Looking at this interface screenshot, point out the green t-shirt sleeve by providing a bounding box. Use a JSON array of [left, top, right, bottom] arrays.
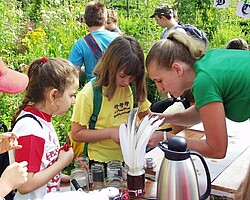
[[193, 72, 223, 109]]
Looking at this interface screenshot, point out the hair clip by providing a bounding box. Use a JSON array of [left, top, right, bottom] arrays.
[[41, 57, 47, 64], [167, 35, 174, 40]]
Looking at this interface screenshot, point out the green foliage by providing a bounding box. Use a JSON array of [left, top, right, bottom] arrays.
[[0, 92, 24, 129], [28, 0, 42, 23]]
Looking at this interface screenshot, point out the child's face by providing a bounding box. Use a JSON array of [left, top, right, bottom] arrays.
[[53, 77, 79, 116], [116, 70, 134, 88], [106, 19, 117, 31]]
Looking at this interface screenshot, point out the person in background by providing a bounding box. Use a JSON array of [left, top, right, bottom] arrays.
[[146, 30, 250, 159], [226, 38, 249, 50], [150, 4, 184, 39], [0, 58, 28, 200], [70, 36, 151, 171], [12, 58, 78, 199], [150, 4, 185, 99], [106, 9, 123, 35], [68, 1, 119, 81]]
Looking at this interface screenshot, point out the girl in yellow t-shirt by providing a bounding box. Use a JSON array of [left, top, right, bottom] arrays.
[[70, 36, 151, 171]]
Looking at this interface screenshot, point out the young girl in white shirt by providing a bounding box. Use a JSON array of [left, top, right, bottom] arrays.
[[12, 57, 79, 200]]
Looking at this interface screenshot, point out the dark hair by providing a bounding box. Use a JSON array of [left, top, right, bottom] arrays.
[[146, 30, 205, 71], [181, 89, 195, 104], [153, 4, 175, 20], [93, 36, 147, 103], [226, 38, 249, 50], [12, 58, 78, 123], [84, 1, 107, 27]]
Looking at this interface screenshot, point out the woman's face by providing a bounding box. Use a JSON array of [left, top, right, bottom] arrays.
[[115, 70, 134, 88], [147, 61, 185, 98]]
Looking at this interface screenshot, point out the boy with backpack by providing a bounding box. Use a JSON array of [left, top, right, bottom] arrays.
[[68, 1, 119, 82], [150, 4, 208, 46]]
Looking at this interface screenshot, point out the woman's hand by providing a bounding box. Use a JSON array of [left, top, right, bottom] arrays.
[[148, 131, 174, 148], [0, 132, 22, 154], [148, 131, 164, 148]]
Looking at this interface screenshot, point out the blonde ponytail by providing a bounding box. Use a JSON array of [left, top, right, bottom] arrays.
[[146, 30, 205, 71]]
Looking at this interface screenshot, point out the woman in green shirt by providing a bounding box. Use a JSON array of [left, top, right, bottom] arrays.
[[146, 30, 250, 159]]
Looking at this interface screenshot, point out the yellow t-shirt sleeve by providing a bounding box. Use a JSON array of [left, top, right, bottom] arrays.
[[71, 81, 93, 127], [139, 98, 151, 113]]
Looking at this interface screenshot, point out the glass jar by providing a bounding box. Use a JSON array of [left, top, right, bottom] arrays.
[[107, 160, 123, 178], [104, 176, 123, 188], [90, 163, 105, 190], [70, 168, 89, 192], [74, 156, 89, 171]]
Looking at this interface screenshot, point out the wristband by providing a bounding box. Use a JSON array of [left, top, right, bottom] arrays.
[[163, 131, 167, 142]]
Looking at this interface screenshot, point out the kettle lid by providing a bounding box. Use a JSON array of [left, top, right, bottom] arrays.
[[158, 136, 190, 161]]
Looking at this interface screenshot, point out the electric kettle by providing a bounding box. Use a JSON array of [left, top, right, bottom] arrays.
[[157, 136, 211, 200]]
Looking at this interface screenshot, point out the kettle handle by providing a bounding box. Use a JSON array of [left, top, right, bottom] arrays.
[[191, 152, 211, 200]]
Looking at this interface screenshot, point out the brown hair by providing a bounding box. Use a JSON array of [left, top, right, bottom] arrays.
[[146, 30, 205, 71], [93, 36, 147, 103], [226, 38, 249, 50], [12, 58, 78, 123], [84, 1, 107, 27], [107, 9, 118, 23]]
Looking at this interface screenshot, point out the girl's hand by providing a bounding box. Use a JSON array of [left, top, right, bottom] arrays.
[[0, 161, 28, 192], [57, 147, 74, 167], [0, 132, 22, 154], [109, 127, 120, 144]]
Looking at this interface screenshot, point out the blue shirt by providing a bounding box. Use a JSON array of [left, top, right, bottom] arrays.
[[68, 29, 119, 81]]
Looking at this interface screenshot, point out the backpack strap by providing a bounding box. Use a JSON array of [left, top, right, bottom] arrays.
[[130, 84, 138, 108], [84, 33, 103, 61], [0, 122, 8, 132], [83, 80, 138, 156], [89, 77, 103, 129], [11, 113, 43, 131], [83, 77, 103, 156]]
